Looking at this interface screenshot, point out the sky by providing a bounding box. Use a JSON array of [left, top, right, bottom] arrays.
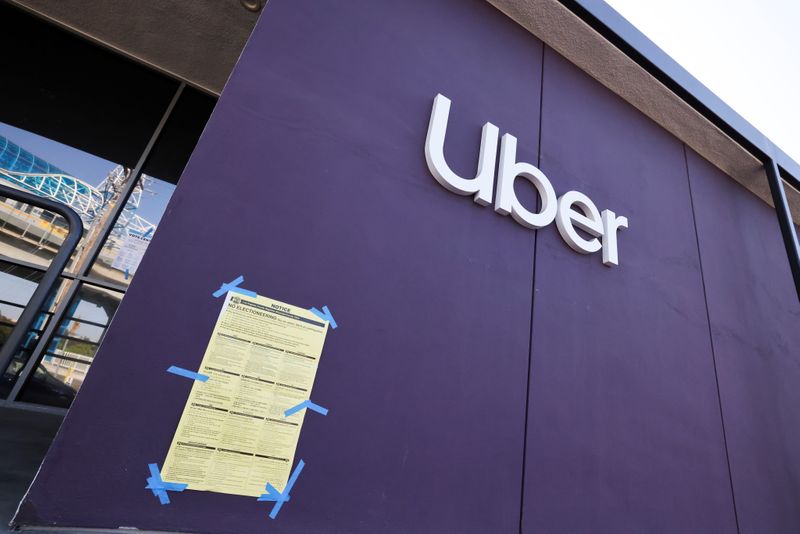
[[0, 122, 175, 225], [1, 122, 168, 331], [0, 122, 116, 185], [603, 0, 800, 164]]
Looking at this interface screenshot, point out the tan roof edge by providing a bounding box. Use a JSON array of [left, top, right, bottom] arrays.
[[487, 0, 800, 224]]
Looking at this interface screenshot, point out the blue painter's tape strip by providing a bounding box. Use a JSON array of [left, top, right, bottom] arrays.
[[148, 463, 161, 481], [146, 463, 187, 505], [306, 400, 328, 416], [283, 401, 305, 417], [212, 275, 243, 297], [257, 483, 290, 502], [146, 476, 160, 497], [286, 460, 305, 494], [146, 477, 189, 492], [258, 459, 305, 519], [272, 459, 304, 519], [321, 306, 337, 329], [167, 365, 209, 382], [284, 399, 329, 417], [212, 275, 257, 298], [309, 305, 337, 329]]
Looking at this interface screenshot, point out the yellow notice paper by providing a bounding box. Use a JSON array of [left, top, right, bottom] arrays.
[[161, 292, 329, 497]]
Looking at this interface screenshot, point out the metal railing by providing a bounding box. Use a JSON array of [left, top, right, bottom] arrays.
[[765, 158, 800, 301], [0, 183, 83, 382]]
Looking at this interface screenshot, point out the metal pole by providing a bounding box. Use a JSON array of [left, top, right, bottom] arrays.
[[75, 82, 185, 274], [764, 158, 800, 302], [0, 185, 83, 379]]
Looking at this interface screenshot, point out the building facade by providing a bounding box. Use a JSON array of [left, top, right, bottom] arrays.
[[2, 1, 799, 533]]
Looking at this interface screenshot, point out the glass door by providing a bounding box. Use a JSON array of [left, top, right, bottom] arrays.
[[0, 4, 216, 412]]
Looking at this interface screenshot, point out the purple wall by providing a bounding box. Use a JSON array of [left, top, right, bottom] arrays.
[[15, 1, 800, 533], [521, 48, 737, 533], [687, 149, 800, 532]]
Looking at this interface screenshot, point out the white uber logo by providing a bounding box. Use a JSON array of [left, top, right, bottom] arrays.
[[424, 93, 629, 267]]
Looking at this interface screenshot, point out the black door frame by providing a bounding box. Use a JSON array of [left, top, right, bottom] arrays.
[[0, 83, 184, 414]]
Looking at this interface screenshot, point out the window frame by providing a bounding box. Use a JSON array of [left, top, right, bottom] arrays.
[[0, 84, 185, 415]]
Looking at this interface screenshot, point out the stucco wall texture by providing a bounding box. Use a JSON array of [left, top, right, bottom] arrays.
[[15, 1, 800, 533]]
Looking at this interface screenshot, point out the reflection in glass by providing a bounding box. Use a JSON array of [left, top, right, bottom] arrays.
[[90, 174, 175, 286], [0, 124, 128, 272], [0, 260, 63, 399], [0, 194, 69, 269], [19, 282, 122, 407], [0, 123, 173, 286]]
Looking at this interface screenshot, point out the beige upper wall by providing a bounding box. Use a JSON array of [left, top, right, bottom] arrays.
[[9, 0, 799, 223], [487, 0, 800, 223]]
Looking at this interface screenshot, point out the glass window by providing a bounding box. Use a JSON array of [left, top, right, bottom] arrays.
[[0, 121, 126, 272], [1, 121, 179, 286], [0, 91, 212, 408], [89, 174, 176, 286], [0, 192, 69, 269], [0, 5, 214, 410], [0, 260, 64, 399], [17, 282, 123, 407]]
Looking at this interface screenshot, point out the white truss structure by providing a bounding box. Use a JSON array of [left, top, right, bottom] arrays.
[[0, 165, 157, 240]]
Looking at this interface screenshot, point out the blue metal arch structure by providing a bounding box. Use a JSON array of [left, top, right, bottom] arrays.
[[0, 134, 155, 237]]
